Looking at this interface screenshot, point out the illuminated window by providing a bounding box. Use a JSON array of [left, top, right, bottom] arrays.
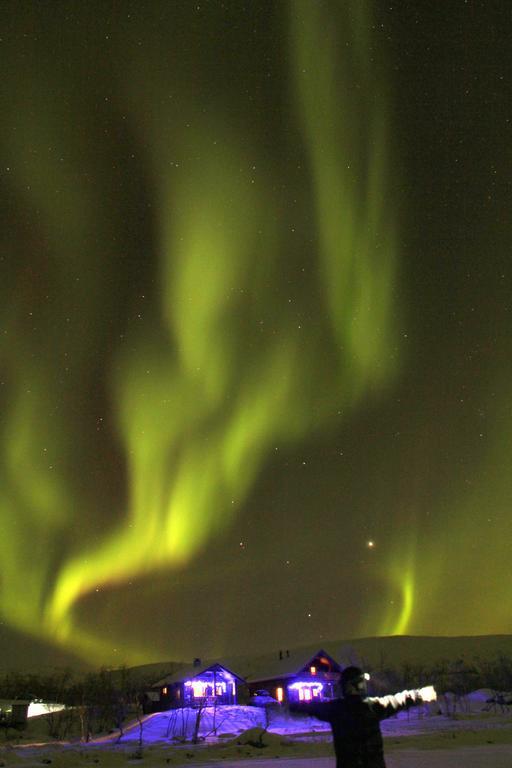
[[276, 687, 284, 702], [192, 681, 205, 697], [310, 666, 317, 675], [288, 681, 324, 701], [184, 677, 230, 699], [162, 687, 168, 695]]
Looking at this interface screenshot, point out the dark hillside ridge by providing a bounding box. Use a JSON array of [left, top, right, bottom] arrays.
[[2, 632, 512, 676]]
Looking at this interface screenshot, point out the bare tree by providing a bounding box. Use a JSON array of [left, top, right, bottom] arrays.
[[191, 697, 207, 744]]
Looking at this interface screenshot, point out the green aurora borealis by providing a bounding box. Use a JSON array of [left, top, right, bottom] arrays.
[[1, 1, 511, 667]]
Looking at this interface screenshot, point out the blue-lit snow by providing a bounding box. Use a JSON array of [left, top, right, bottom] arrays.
[[111, 705, 330, 744]]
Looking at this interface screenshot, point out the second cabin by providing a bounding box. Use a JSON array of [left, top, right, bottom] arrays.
[[244, 648, 341, 705]]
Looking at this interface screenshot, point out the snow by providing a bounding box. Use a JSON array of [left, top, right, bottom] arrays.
[[113, 706, 331, 743], [3, 696, 512, 767], [116, 706, 269, 742], [27, 701, 65, 719], [110, 699, 501, 745]]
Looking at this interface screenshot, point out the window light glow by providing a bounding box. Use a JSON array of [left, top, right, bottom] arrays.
[[288, 680, 324, 701], [192, 681, 205, 698], [184, 677, 229, 698], [276, 687, 284, 702], [310, 665, 317, 675]]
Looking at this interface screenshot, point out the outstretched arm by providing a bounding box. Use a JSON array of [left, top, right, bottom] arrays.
[[288, 699, 338, 722], [367, 685, 437, 720]]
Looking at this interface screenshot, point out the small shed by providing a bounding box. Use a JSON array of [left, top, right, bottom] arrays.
[[244, 648, 341, 705], [153, 660, 244, 710], [0, 700, 30, 728]]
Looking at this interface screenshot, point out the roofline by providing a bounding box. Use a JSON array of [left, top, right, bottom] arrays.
[[153, 662, 245, 687], [152, 647, 342, 688], [249, 648, 342, 681], [247, 673, 296, 683]]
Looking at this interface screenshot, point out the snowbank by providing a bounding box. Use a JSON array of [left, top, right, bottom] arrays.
[[115, 706, 331, 744]]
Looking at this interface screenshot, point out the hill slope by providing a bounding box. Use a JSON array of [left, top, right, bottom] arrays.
[[128, 634, 512, 684], [2, 632, 511, 678]]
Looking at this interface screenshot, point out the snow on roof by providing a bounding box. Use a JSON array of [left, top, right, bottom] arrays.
[[152, 646, 341, 688], [239, 646, 341, 683], [152, 661, 244, 688]]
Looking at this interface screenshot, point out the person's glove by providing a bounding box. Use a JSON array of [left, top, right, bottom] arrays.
[[417, 685, 436, 703]]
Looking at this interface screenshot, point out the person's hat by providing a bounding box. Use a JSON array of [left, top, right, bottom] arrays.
[[341, 666, 371, 692], [341, 666, 365, 687]]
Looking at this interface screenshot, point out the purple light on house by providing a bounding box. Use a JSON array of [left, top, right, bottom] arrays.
[[288, 681, 324, 690], [184, 676, 229, 698], [288, 680, 324, 701]]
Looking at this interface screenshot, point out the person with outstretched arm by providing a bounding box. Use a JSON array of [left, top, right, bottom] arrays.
[[289, 665, 436, 768]]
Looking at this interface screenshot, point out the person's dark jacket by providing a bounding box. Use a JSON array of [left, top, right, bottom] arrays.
[[290, 693, 416, 768]]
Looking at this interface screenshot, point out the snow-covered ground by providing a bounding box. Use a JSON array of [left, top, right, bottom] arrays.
[[110, 692, 507, 744], [27, 700, 65, 718], [113, 705, 331, 743], [2, 693, 512, 767]]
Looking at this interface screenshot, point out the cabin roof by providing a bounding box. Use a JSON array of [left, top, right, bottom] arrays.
[[153, 661, 244, 687], [152, 647, 341, 688], [239, 647, 341, 683]]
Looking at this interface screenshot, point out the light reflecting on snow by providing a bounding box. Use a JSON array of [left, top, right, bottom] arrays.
[[27, 701, 65, 719]]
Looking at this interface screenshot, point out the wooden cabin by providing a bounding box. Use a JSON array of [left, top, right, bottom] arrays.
[[0, 700, 30, 728], [244, 648, 341, 705], [152, 660, 244, 710]]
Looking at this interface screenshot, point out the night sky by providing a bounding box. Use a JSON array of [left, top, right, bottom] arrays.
[[1, 0, 511, 669]]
